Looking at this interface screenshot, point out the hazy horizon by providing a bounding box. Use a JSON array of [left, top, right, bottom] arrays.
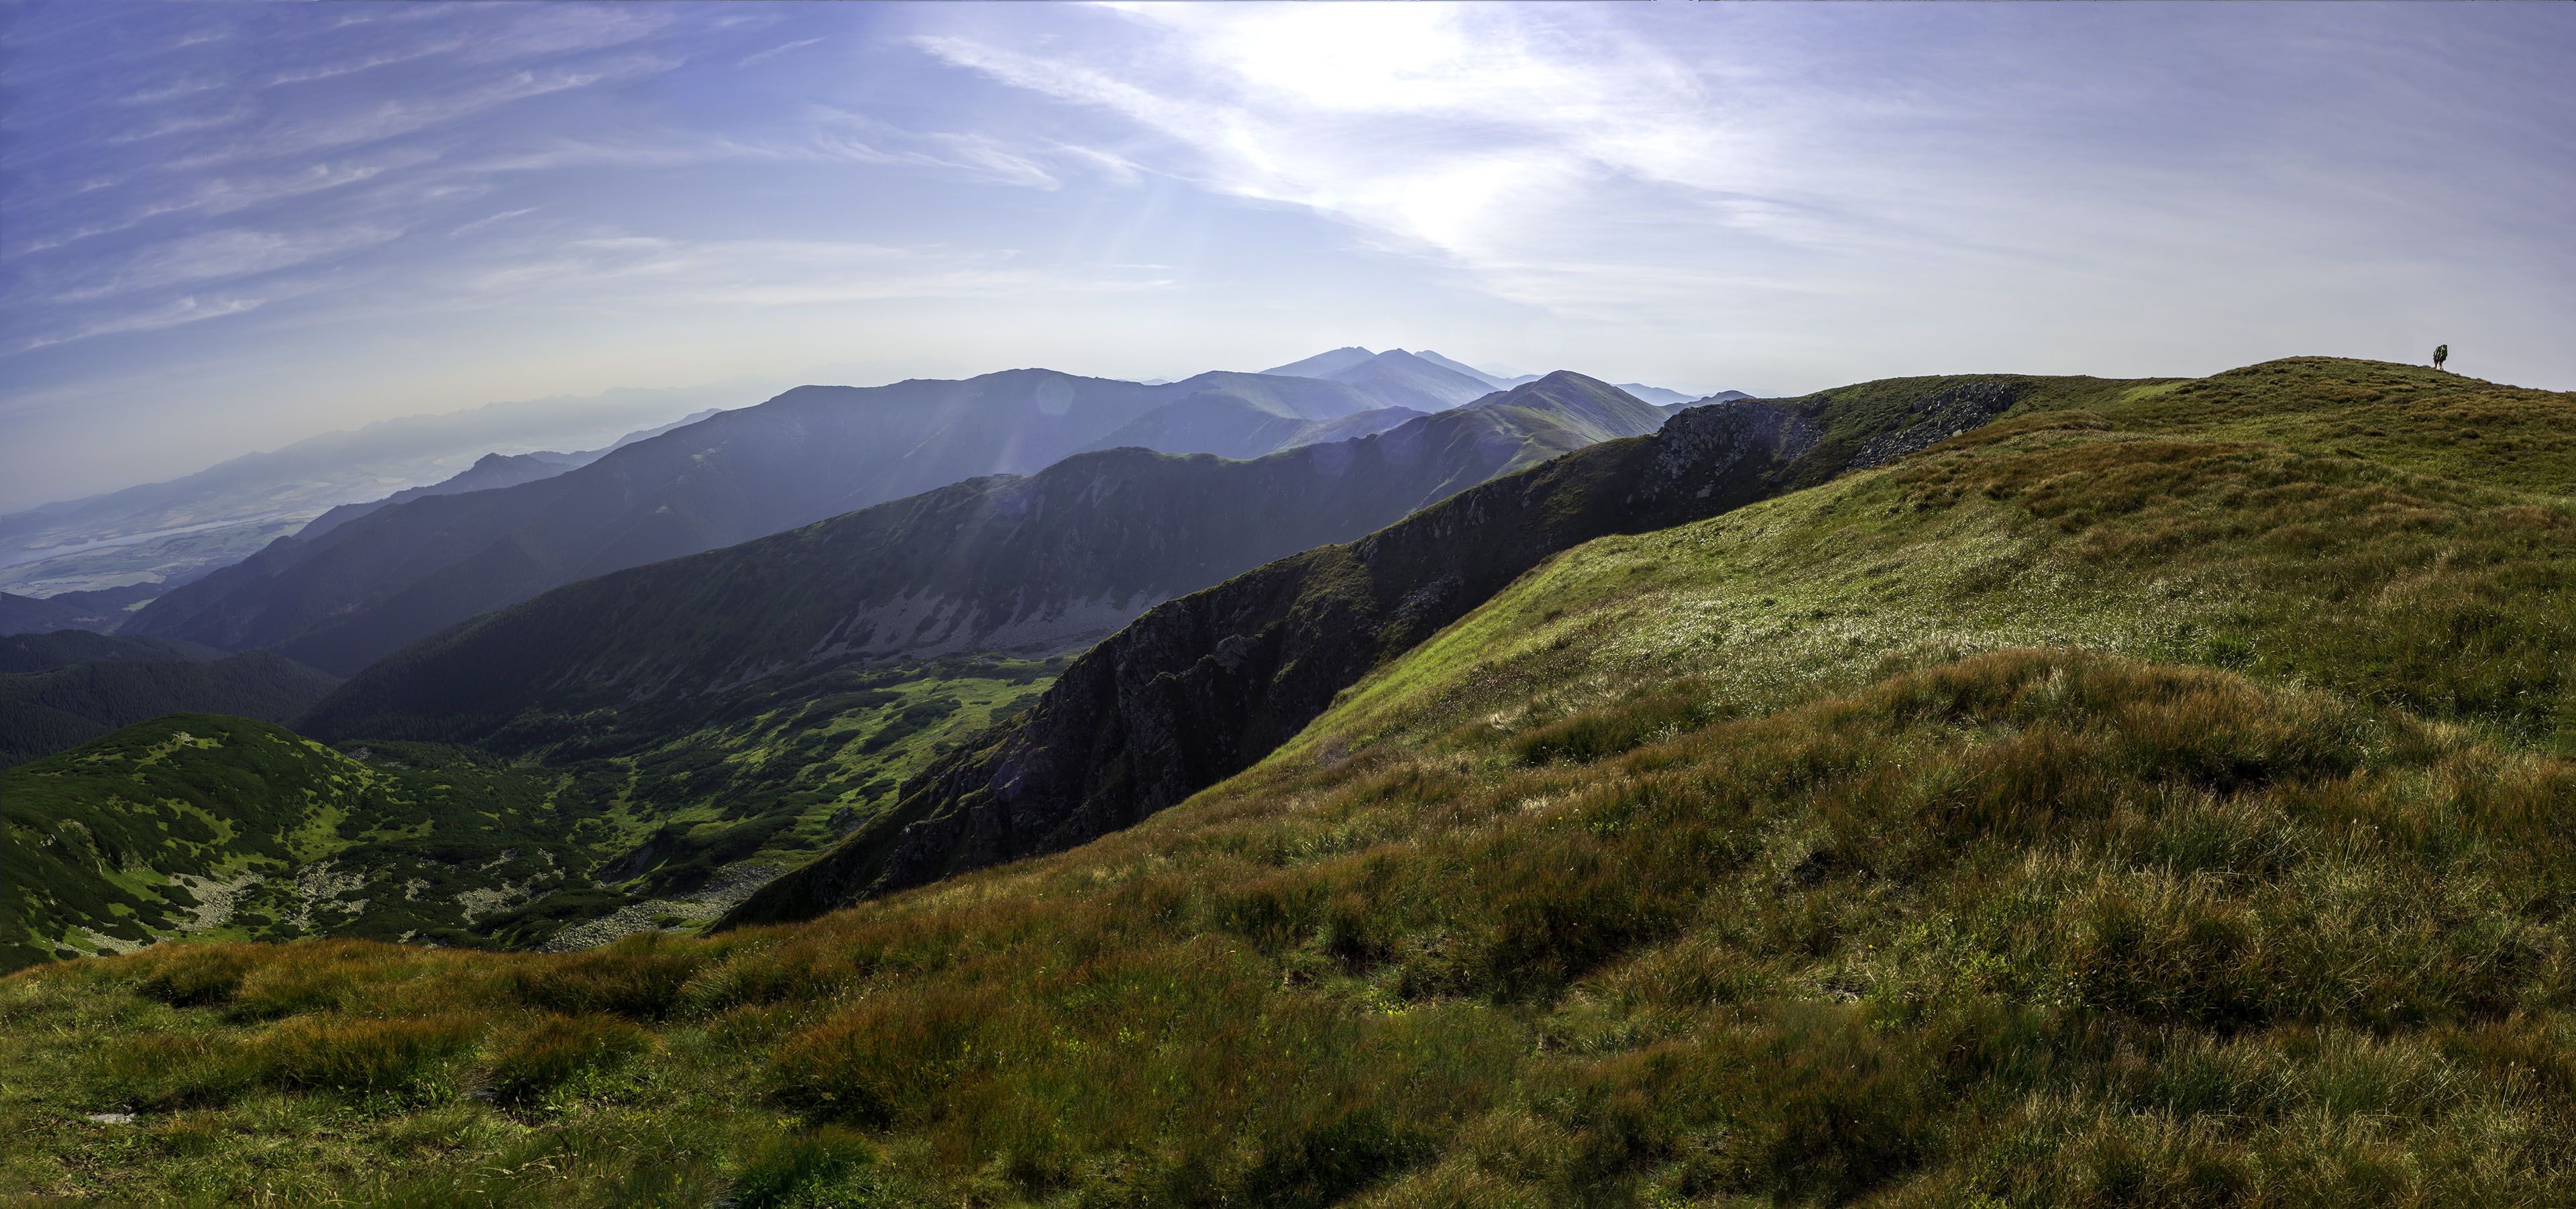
[[5, 1, 2571, 512]]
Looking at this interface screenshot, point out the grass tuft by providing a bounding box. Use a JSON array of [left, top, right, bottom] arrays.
[[488, 1013, 653, 1103]]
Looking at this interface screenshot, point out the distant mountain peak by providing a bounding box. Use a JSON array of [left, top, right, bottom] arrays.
[[1409, 350, 1513, 390], [1258, 347, 1379, 378]]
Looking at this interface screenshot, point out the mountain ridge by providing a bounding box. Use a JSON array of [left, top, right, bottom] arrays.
[[1311, 348, 1497, 411], [125, 369, 1348, 675], [298, 372, 1670, 753], [0, 630, 225, 674], [0, 651, 341, 767], [1068, 372, 1394, 460], [724, 370, 2087, 923], [0, 584, 165, 635]]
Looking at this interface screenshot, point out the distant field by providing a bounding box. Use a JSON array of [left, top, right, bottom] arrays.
[[0, 513, 321, 598]]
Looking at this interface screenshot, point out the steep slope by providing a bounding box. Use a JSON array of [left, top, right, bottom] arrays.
[[124, 370, 1261, 675], [295, 452, 584, 542], [21, 360, 2576, 1208], [0, 652, 342, 766], [729, 371, 2106, 920], [1315, 348, 1497, 411], [0, 631, 225, 674], [297, 373, 1668, 755], [731, 368, 2153, 912], [1069, 372, 1384, 460]]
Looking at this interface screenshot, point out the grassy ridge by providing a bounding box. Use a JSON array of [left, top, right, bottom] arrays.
[[9, 358, 2576, 1206]]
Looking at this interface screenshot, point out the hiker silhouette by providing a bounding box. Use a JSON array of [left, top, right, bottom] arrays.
[[2434, 344, 2449, 371]]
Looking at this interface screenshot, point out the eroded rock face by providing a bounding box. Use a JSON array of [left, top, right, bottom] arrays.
[[1844, 380, 2029, 470], [723, 384, 2027, 927]]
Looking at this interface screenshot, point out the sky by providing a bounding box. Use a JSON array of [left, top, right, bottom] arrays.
[[3, 1, 2571, 513]]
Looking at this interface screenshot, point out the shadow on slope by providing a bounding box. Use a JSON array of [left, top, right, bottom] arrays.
[[128, 370, 1378, 676], [0, 653, 340, 767], [726, 370, 2130, 923], [299, 373, 1666, 757]]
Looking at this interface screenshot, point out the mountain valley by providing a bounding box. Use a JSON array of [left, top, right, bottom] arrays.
[[10, 355, 2576, 1208]]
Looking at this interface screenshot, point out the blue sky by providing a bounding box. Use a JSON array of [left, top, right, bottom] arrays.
[[3, 1, 2571, 511]]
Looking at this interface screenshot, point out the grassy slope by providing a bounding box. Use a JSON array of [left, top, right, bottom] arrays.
[[9, 359, 2576, 1206]]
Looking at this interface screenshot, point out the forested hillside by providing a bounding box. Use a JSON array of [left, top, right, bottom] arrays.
[[0, 652, 341, 767]]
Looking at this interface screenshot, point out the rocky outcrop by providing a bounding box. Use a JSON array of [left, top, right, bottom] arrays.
[[1844, 380, 2029, 470]]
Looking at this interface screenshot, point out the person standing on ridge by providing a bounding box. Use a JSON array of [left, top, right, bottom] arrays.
[[2434, 344, 2449, 372]]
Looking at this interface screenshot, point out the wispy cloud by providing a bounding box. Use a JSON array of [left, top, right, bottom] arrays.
[[47, 223, 406, 305], [166, 58, 677, 174], [449, 207, 538, 238], [738, 36, 825, 69], [912, 3, 2576, 337], [451, 235, 1167, 309], [802, 109, 1062, 189], [913, 6, 1803, 317], [5, 282, 327, 355]]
